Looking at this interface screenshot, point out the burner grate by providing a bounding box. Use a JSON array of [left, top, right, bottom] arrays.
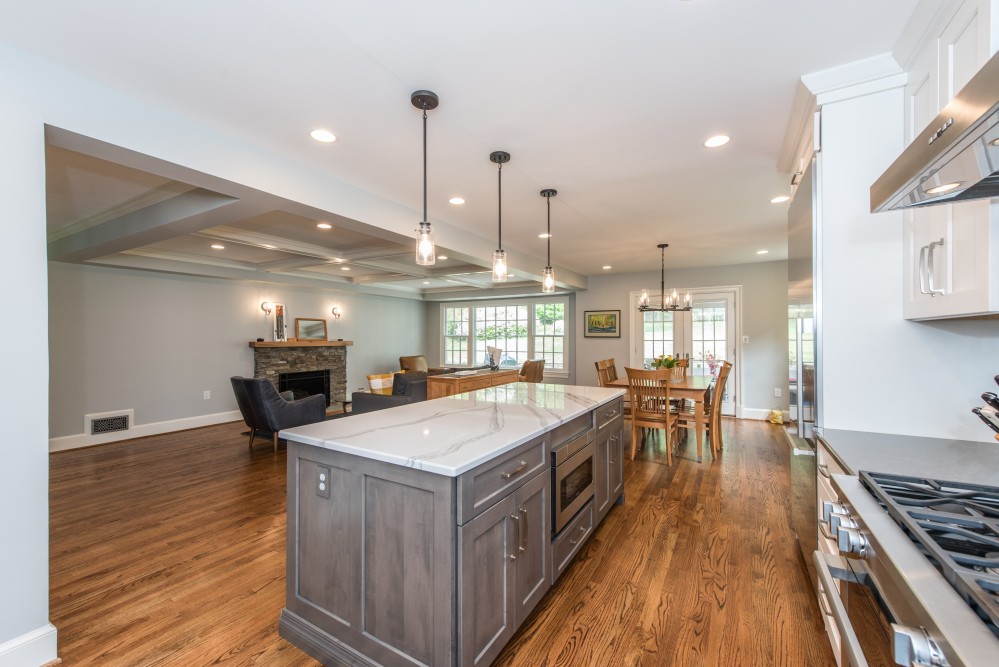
[[861, 471, 999, 638]]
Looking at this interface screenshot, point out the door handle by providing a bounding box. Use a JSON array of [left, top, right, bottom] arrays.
[[918, 244, 930, 295], [926, 238, 945, 296], [518, 506, 528, 553], [509, 512, 520, 560]]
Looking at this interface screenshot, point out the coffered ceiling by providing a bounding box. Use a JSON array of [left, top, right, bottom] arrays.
[[7, 1, 920, 298]]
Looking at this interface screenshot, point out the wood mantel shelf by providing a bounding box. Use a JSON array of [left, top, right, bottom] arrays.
[[248, 340, 353, 348]]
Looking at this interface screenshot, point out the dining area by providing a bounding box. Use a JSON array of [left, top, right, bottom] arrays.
[[595, 357, 732, 465]]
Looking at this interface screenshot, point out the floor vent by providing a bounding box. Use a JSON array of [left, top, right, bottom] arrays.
[[85, 410, 133, 436]]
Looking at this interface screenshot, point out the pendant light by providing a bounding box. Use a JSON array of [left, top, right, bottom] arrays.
[[412, 90, 439, 266], [540, 188, 557, 293], [638, 243, 692, 312], [490, 150, 511, 282]]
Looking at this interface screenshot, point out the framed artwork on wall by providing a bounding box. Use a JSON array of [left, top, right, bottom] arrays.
[[583, 310, 620, 338]]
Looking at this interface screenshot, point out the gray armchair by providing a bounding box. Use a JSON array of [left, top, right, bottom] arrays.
[[231, 376, 327, 452], [352, 371, 429, 415]]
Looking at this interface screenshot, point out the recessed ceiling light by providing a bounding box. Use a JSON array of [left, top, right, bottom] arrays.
[[602, 265, 612, 270], [770, 195, 790, 204], [704, 135, 730, 148], [310, 129, 337, 143], [260, 244, 277, 250], [210, 244, 225, 250], [423, 281, 430, 285], [317, 222, 332, 229], [923, 181, 962, 195], [538, 233, 552, 239], [991, 137, 999, 146], [438, 255, 448, 260], [341, 267, 350, 271], [757, 249, 769, 255], [448, 197, 465, 205]]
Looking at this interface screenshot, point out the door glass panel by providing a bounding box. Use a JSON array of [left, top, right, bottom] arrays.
[[691, 301, 726, 378], [642, 310, 673, 366]]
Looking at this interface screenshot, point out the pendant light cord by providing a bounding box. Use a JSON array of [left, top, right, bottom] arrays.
[[660, 245, 666, 309], [497, 162, 503, 250], [546, 194, 552, 266], [422, 107, 428, 224]]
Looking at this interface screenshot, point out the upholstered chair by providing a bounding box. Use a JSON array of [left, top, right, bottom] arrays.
[[230, 376, 327, 452]]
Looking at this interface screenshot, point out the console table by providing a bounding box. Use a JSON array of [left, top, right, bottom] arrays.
[[426, 368, 519, 399]]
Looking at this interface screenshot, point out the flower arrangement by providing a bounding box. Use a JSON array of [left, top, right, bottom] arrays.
[[650, 354, 677, 370]]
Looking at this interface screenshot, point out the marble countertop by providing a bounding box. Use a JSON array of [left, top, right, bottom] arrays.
[[281, 382, 625, 477], [816, 428, 999, 485]]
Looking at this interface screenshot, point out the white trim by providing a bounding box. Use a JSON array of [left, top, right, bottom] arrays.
[[739, 408, 772, 421], [51, 410, 242, 452], [0, 623, 57, 667], [802, 52, 904, 97]]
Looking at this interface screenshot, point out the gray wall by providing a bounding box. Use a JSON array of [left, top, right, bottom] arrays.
[[49, 262, 427, 439], [575, 261, 789, 417]]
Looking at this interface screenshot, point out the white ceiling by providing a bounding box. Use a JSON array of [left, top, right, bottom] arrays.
[[3, 0, 919, 295]]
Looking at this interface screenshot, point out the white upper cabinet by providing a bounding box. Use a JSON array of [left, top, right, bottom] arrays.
[[901, 0, 999, 320]]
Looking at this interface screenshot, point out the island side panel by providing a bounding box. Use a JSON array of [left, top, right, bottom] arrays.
[[282, 441, 456, 667]]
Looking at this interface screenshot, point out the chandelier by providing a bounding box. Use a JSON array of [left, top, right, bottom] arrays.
[[638, 243, 691, 312]]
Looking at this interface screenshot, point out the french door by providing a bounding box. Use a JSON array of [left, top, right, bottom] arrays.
[[631, 290, 737, 415]]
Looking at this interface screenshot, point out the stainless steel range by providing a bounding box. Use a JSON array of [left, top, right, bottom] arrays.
[[819, 472, 999, 667]]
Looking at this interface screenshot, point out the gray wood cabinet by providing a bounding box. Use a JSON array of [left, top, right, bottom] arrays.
[[594, 401, 624, 524], [280, 398, 620, 666], [458, 469, 549, 666]]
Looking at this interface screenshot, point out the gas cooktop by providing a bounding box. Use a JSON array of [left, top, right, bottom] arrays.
[[860, 471, 999, 639]]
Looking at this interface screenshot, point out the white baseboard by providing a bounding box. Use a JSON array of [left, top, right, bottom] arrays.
[[50, 410, 242, 452], [0, 623, 57, 667], [738, 407, 773, 420]]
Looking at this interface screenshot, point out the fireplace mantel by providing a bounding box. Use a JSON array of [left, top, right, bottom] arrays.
[[248, 340, 353, 348]]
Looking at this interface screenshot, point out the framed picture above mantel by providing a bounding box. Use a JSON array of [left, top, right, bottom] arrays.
[[584, 310, 620, 338]]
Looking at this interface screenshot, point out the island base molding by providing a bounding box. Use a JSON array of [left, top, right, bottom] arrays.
[[279, 610, 382, 667]]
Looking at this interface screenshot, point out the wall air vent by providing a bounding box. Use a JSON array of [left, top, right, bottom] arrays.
[[85, 410, 134, 436]]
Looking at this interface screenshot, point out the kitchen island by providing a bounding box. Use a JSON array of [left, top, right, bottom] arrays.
[[278, 382, 626, 667]]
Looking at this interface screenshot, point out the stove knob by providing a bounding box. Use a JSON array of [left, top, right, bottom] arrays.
[[837, 526, 869, 558], [822, 501, 847, 522], [829, 512, 858, 536], [892, 624, 949, 666]]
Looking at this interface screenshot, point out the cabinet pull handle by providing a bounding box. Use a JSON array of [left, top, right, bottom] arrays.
[[817, 585, 834, 618], [927, 238, 945, 296], [819, 521, 838, 541], [569, 524, 587, 545], [509, 512, 520, 560], [818, 463, 830, 479], [609, 434, 618, 463], [918, 245, 930, 295], [518, 506, 528, 553], [500, 460, 529, 479]]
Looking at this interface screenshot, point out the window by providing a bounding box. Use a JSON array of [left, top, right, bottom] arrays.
[[533, 302, 565, 371], [440, 298, 568, 372], [443, 306, 470, 366], [642, 310, 674, 366]]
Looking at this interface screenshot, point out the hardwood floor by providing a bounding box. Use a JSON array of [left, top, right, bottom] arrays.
[[50, 418, 833, 666]]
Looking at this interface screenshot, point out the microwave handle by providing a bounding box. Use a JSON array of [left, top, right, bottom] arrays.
[[813, 551, 870, 667]]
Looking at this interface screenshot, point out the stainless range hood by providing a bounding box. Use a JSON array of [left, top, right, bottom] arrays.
[[871, 50, 999, 213]]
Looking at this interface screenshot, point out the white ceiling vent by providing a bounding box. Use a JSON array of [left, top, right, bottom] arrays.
[[85, 409, 134, 436]]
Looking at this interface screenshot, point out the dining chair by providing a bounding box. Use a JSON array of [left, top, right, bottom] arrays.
[[596, 358, 633, 420], [674, 360, 732, 459], [518, 359, 545, 383], [624, 367, 679, 465]]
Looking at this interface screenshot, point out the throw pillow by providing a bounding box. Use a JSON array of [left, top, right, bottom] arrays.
[[367, 372, 397, 395]]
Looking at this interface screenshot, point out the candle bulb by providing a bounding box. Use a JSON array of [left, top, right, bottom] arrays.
[[640, 289, 649, 308]]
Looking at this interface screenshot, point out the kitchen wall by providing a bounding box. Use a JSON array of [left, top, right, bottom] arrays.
[[575, 261, 790, 419], [48, 262, 427, 444]]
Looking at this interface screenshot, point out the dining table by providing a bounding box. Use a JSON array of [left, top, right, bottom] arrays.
[[609, 373, 715, 462]]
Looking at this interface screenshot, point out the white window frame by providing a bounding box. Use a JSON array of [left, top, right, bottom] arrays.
[[439, 296, 571, 379]]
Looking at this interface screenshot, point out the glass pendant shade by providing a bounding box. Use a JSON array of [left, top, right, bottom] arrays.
[[492, 249, 508, 282], [639, 289, 650, 308], [542, 267, 555, 293], [415, 222, 435, 265]]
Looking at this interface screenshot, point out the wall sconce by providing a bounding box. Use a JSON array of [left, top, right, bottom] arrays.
[[331, 307, 342, 320], [261, 302, 273, 316]]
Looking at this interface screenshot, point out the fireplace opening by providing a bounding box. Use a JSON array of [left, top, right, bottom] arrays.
[[278, 369, 331, 407]]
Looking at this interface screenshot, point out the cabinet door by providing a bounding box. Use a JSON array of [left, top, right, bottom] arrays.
[[511, 471, 551, 625], [593, 428, 610, 521], [937, 1, 988, 106], [459, 495, 516, 667], [609, 427, 624, 501]]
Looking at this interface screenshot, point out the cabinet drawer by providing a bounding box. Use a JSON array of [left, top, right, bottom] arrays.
[[551, 500, 594, 582], [457, 434, 548, 525], [596, 398, 624, 431]]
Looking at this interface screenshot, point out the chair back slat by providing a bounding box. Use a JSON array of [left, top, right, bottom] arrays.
[[671, 358, 688, 380], [624, 367, 671, 424]]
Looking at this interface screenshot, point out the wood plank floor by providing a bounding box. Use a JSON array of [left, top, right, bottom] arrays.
[[50, 418, 833, 666]]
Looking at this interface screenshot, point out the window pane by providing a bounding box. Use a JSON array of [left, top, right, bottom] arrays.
[[533, 301, 565, 371]]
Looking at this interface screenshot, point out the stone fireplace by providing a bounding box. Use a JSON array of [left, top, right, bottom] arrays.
[[250, 341, 352, 405]]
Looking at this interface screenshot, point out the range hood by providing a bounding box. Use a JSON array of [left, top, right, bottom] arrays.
[[871, 49, 999, 213]]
